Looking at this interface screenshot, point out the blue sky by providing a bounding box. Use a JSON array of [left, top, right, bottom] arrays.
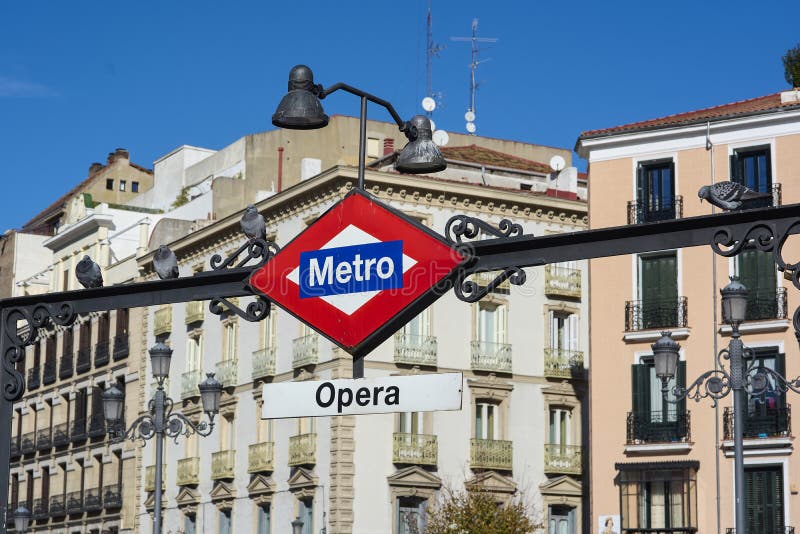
[[0, 0, 796, 231]]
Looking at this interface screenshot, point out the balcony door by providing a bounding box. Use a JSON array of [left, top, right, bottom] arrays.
[[745, 348, 787, 437], [639, 253, 678, 330], [402, 308, 430, 338], [550, 312, 578, 352], [548, 505, 575, 534], [745, 465, 784, 533], [732, 146, 772, 193], [632, 359, 686, 442], [636, 160, 675, 222], [738, 248, 778, 320]]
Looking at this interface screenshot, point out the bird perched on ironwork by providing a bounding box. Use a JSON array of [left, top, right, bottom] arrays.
[[698, 181, 771, 211], [153, 245, 179, 280], [75, 255, 103, 288], [240, 204, 266, 240]]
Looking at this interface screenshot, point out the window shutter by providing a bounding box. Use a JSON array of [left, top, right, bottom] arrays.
[[677, 360, 687, 417], [632, 364, 651, 416], [636, 164, 646, 205], [730, 153, 742, 183], [568, 314, 579, 352], [667, 161, 676, 205]]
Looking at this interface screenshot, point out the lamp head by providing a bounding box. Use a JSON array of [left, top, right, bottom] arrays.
[[721, 276, 749, 326], [102, 384, 125, 424], [198, 372, 223, 417], [396, 115, 447, 174], [651, 331, 680, 383], [13, 505, 31, 532], [149, 341, 173, 382], [272, 65, 329, 130], [292, 517, 305, 534]]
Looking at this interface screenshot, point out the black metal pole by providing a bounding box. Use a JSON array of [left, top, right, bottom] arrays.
[[729, 329, 747, 534], [357, 96, 367, 191], [0, 318, 11, 534], [153, 387, 165, 534]]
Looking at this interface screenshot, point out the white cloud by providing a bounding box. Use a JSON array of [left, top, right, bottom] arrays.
[[0, 76, 57, 97]]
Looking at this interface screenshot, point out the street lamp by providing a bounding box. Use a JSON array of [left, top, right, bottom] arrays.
[[11, 506, 30, 533], [273, 64, 446, 190], [291, 517, 304, 534], [102, 343, 222, 534]]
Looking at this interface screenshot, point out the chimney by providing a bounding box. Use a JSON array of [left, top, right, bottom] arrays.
[[106, 152, 115, 165], [114, 148, 130, 160], [383, 138, 395, 156], [88, 163, 104, 175]]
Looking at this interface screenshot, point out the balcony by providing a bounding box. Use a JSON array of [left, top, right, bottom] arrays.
[[393, 433, 438, 466], [66, 490, 83, 514], [544, 348, 584, 379], [177, 457, 200, 485], [723, 405, 791, 440], [544, 444, 582, 475], [43, 360, 56, 385], [544, 265, 582, 299], [76, 347, 92, 373], [84, 487, 102, 512], [726, 528, 794, 534], [393, 333, 438, 367], [289, 433, 317, 467], [153, 307, 172, 336], [87, 413, 106, 438], [745, 287, 788, 321], [145, 465, 166, 492], [10, 437, 20, 459], [248, 442, 275, 473], [32, 497, 47, 520], [211, 450, 236, 480], [626, 410, 691, 444], [27, 366, 40, 390], [181, 369, 203, 399], [625, 297, 688, 332], [216, 359, 238, 388], [252, 347, 277, 380], [470, 341, 512, 373], [53, 422, 69, 447], [470, 438, 513, 471], [71, 418, 87, 442], [59, 352, 73, 379], [113, 334, 129, 360], [293, 333, 319, 368], [103, 484, 122, 509], [36, 428, 51, 451], [185, 301, 205, 324], [49, 494, 65, 517], [20, 432, 35, 454], [627, 195, 683, 224], [474, 271, 511, 291], [94, 341, 110, 367]]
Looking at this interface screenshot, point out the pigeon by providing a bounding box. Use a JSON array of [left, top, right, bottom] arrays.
[[698, 181, 772, 211], [153, 245, 179, 280], [240, 204, 266, 240], [75, 255, 103, 288]]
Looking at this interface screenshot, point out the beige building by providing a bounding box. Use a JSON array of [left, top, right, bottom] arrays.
[[577, 89, 800, 533]]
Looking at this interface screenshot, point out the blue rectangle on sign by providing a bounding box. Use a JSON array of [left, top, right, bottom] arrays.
[[299, 240, 404, 298]]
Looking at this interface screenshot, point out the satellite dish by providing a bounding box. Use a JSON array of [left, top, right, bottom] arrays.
[[433, 129, 450, 147], [549, 155, 566, 172], [422, 97, 436, 112], [464, 110, 476, 122], [429, 119, 436, 132], [465, 122, 476, 134]]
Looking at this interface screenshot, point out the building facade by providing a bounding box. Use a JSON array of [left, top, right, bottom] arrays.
[[577, 89, 800, 534]]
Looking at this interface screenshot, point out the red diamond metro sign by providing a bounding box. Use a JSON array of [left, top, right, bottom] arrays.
[[249, 189, 467, 356]]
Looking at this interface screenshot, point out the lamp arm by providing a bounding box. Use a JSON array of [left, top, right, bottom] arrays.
[[164, 412, 215, 442], [320, 83, 409, 135], [663, 368, 732, 407], [747, 365, 800, 397], [110, 413, 157, 445]]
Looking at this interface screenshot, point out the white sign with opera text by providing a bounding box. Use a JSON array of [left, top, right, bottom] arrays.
[[261, 373, 463, 419]]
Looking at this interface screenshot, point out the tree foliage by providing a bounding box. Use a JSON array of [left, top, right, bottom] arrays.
[[418, 488, 540, 534], [783, 44, 800, 88]]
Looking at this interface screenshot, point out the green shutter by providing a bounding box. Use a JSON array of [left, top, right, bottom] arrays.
[[730, 153, 742, 183], [641, 253, 678, 328], [677, 360, 687, 417], [632, 364, 651, 417]]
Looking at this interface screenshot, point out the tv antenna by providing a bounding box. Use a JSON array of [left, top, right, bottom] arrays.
[[422, 0, 445, 117], [451, 18, 498, 134]]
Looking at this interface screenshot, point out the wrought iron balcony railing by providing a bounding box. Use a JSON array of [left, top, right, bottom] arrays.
[[627, 195, 683, 224], [470, 438, 513, 471], [32, 497, 47, 519], [20, 432, 35, 454], [76, 347, 92, 373], [185, 301, 205, 324], [211, 450, 236, 480], [289, 433, 317, 467], [145, 465, 166, 492], [625, 297, 688, 331], [252, 347, 276, 380], [470, 340, 512, 373], [745, 287, 788, 321], [113, 334, 129, 360], [154, 307, 172, 336], [59, 351, 73, 379], [544, 265, 582, 299], [181, 369, 203, 399], [49, 494, 65, 517], [726, 528, 794, 534], [27, 366, 40, 390], [10, 437, 20, 459], [66, 490, 83, 514], [36, 428, 51, 451], [103, 484, 122, 509], [84, 487, 102, 512], [53, 422, 69, 447], [177, 457, 200, 486], [43, 360, 56, 385], [216, 359, 238, 388], [248, 441, 275, 473], [293, 333, 319, 368], [626, 410, 691, 444], [393, 333, 438, 367], [94, 341, 110, 367], [544, 444, 582, 475], [393, 432, 438, 466], [544, 348, 584, 379], [723, 404, 791, 440], [87, 413, 107, 438], [71, 418, 87, 442]]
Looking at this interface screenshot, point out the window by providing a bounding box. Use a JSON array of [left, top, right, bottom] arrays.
[[132, 181, 139, 193], [549, 408, 571, 447], [630, 357, 687, 442], [402, 308, 431, 338], [731, 146, 772, 205], [106, 179, 114, 190], [397, 496, 427, 534], [618, 462, 697, 532], [298, 498, 313, 534], [184, 514, 196, 534], [746, 465, 785, 533], [398, 412, 422, 434], [218, 510, 232, 534], [548, 505, 576, 534], [257, 504, 270, 534], [367, 137, 381, 159], [744, 348, 788, 438], [637, 252, 679, 330], [549, 312, 578, 352], [476, 302, 507, 344], [635, 159, 677, 222], [474, 402, 497, 440], [222, 322, 238, 361], [737, 247, 779, 320], [186, 335, 202, 372], [119, 180, 126, 192]]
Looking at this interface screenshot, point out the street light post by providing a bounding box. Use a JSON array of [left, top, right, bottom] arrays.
[[103, 342, 222, 534]]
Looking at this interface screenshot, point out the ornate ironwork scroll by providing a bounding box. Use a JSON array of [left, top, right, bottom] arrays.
[[208, 295, 271, 323], [209, 238, 280, 271]]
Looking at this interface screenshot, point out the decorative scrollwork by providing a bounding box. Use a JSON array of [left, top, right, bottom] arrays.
[[452, 267, 526, 303], [710, 223, 777, 257], [209, 238, 280, 271], [773, 220, 800, 274], [208, 296, 271, 322], [747, 366, 800, 398], [671, 369, 732, 407], [444, 215, 525, 245]]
